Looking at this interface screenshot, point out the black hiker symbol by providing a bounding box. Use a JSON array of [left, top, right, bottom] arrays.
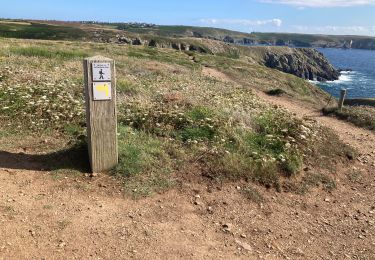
[[99, 69, 105, 80]]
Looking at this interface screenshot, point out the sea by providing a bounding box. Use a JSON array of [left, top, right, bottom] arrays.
[[314, 48, 375, 99]]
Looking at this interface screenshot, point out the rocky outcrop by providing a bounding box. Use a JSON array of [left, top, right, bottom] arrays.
[[223, 36, 235, 43], [351, 39, 375, 50], [116, 35, 209, 53], [264, 48, 340, 82]]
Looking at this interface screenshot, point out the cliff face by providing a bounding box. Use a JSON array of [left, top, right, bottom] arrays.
[[115, 34, 339, 82], [351, 39, 375, 50], [264, 48, 340, 82]]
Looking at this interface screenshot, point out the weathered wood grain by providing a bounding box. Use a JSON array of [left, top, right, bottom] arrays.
[[83, 56, 118, 173]]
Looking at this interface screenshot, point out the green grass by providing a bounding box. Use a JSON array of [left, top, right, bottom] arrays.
[[0, 22, 87, 40], [117, 79, 139, 95], [114, 126, 175, 197], [115, 126, 172, 177], [126, 46, 198, 69], [217, 49, 240, 59], [9, 46, 88, 59]]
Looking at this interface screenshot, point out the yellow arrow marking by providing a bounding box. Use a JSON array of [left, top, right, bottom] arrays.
[[96, 84, 110, 97]]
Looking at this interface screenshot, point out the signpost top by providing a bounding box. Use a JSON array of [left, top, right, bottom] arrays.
[[84, 56, 113, 62]]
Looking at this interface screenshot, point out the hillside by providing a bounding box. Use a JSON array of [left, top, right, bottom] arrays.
[[1, 19, 375, 50]]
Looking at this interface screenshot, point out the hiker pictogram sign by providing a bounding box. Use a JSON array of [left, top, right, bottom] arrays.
[[93, 82, 112, 100], [92, 62, 111, 81]]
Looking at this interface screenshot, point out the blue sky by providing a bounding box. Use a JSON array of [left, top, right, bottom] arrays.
[[1, 0, 375, 36]]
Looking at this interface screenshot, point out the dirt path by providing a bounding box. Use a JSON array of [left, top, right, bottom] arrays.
[[255, 90, 375, 160], [1, 69, 375, 259]]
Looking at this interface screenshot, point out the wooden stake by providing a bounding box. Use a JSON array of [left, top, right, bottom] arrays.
[[338, 89, 347, 111], [83, 56, 118, 173]]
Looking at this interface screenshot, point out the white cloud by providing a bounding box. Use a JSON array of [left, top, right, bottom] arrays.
[[292, 25, 375, 35], [261, 0, 375, 8], [199, 18, 282, 27]]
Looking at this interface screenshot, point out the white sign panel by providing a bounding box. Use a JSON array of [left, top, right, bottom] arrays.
[[92, 63, 111, 81], [93, 82, 112, 101]]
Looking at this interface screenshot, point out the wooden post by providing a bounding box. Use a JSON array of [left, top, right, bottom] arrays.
[[338, 89, 347, 111], [83, 56, 118, 173]]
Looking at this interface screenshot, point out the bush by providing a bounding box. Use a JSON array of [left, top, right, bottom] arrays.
[[119, 104, 219, 142], [266, 88, 287, 96]]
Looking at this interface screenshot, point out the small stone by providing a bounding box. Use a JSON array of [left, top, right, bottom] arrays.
[[90, 172, 98, 177], [207, 206, 213, 213], [194, 194, 201, 199], [235, 239, 253, 252], [324, 198, 330, 202], [240, 234, 247, 238], [222, 223, 232, 232], [236, 186, 241, 190]]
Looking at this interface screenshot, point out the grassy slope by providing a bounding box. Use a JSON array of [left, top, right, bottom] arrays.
[[0, 37, 353, 198]]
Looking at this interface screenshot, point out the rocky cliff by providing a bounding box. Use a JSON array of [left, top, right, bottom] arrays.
[[263, 48, 340, 82], [115, 34, 339, 82]]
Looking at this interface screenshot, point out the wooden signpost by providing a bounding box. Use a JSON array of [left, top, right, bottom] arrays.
[[83, 56, 118, 173]]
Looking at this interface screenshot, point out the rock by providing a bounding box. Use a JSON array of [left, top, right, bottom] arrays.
[[207, 206, 214, 213], [132, 38, 143, 45], [58, 241, 66, 248], [264, 48, 340, 82], [235, 239, 253, 252], [240, 234, 247, 238], [222, 223, 232, 232], [148, 39, 158, 47], [118, 36, 131, 44], [29, 230, 36, 237], [171, 43, 181, 50], [223, 36, 235, 44]]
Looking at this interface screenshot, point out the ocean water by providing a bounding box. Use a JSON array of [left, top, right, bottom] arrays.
[[314, 48, 375, 98]]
